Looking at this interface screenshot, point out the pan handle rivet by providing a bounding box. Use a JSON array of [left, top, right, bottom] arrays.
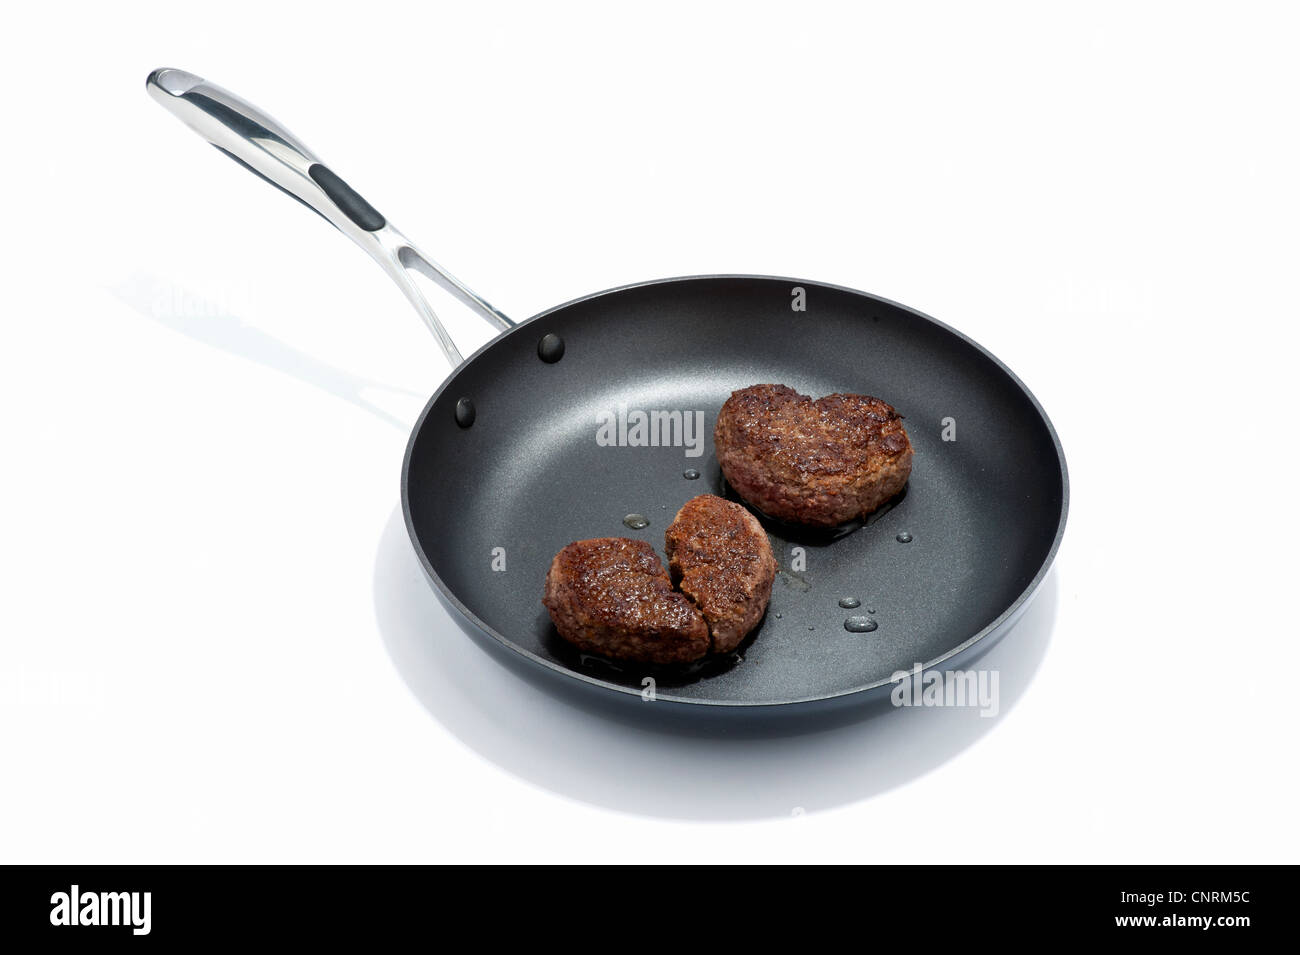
[[537, 333, 565, 363], [454, 397, 476, 428]]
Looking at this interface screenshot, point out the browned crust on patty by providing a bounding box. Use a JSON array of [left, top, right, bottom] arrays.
[[664, 494, 777, 653], [542, 537, 709, 664], [714, 384, 913, 527]]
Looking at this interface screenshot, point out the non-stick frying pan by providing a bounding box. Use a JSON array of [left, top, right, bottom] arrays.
[[148, 69, 1068, 726]]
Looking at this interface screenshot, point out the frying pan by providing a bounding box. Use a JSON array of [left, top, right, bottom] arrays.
[[147, 68, 1068, 727]]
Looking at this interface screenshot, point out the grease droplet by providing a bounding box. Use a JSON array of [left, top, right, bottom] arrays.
[[838, 597, 861, 609], [622, 513, 649, 530], [683, 468, 701, 480], [896, 532, 913, 543], [844, 616, 878, 633]]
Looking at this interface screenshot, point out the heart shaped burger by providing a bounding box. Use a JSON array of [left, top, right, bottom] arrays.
[[715, 384, 913, 528], [543, 496, 776, 664]]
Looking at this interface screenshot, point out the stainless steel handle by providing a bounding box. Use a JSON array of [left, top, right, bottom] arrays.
[[145, 68, 514, 366]]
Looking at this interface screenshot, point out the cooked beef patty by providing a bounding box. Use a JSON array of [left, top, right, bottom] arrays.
[[543, 496, 776, 663], [664, 494, 777, 653], [542, 537, 709, 664], [714, 384, 913, 527]]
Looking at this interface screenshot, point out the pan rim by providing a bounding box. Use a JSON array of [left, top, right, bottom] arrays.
[[400, 274, 1069, 709]]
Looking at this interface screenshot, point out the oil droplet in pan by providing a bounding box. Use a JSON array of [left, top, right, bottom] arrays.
[[896, 531, 913, 543], [622, 514, 649, 530], [844, 616, 878, 633], [838, 597, 861, 609], [683, 468, 701, 480]]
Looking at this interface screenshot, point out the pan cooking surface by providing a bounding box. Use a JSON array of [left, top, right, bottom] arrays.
[[403, 277, 1066, 707]]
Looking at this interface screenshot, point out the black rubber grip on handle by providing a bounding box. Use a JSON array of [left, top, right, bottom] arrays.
[[308, 163, 385, 232]]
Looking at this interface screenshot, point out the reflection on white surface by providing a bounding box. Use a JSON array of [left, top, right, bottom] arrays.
[[110, 272, 424, 429], [374, 508, 1058, 820]]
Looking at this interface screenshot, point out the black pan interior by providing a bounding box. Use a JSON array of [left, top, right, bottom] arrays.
[[403, 277, 1065, 706]]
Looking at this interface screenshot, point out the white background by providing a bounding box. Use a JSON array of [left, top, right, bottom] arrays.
[[2, 1, 1296, 863]]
